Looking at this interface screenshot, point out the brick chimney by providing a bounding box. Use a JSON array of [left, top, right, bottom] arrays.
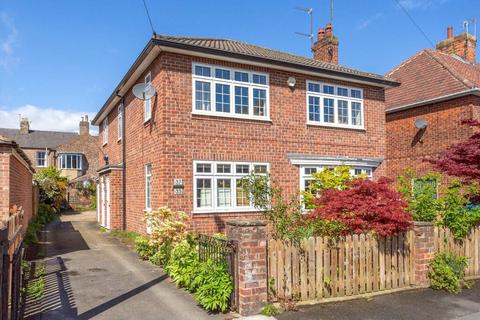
[[79, 115, 89, 136], [312, 23, 339, 64], [19, 117, 29, 134], [436, 26, 477, 63]]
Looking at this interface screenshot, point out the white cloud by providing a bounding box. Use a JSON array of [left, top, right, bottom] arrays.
[[397, 0, 448, 10], [0, 12, 19, 69], [0, 105, 98, 134], [357, 13, 384, 30]]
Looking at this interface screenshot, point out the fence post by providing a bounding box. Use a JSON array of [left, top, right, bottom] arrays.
[[412, 222, 435, 287], [226, 220, 268, 317]]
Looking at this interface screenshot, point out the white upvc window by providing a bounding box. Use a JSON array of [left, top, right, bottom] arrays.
[[306, 80, 364, 129], [117, 103, 123, 141], [193, 160, 269, 213], [145, 164, 152, 211], [144, 72, 152, 122], [102, 117, 108, 145], [36, 151, 47, 167], [192, 63, 270, 121], [59, 154, 82, 170], [299, 165, 373, 195]]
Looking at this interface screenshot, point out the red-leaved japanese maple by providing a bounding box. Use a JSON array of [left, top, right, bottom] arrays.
[[308, 177, 412, 236], [430, 120, 480, 182]]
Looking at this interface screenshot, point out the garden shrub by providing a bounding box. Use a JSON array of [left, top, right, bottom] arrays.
[[149, 243, 172, 267], [398, 170, 441, 222], [261, 303, 281, 316], [164, 240, 199, 289], [429, 252, 469, 293], [144, 207, 188, 248], [36, 203, 58, 225], [310, 177, 412, 236], [437, 180, 480, 240], [193, 260, 232, 313], [134, 236, 155, 260], [34, 167, 68, 210]]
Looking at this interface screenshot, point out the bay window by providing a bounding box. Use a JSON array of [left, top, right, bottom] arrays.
[[59, 154, 82, 170], [193, 161, 269, 213], [307, 80, 364, 129], [192, 63, 269, 120]]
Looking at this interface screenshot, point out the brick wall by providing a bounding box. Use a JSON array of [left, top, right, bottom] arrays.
[[0, 140, 35, 231], [386, 95, 480, 180], [57, 134, 100, 179], [99, 51, 387, 234]]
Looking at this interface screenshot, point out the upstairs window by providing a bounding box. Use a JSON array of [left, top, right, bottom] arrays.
[[59, 154, 82, 170], [117, 103, 123, 141], [36, 151, 47, 167], [144, 72, 152, 122], [102, 117, 108, 145], [192, 63, 269, 120], [307, 81, 364, 129]]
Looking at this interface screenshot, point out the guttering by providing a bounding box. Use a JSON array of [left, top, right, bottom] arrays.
[[92, 37, 400, 126], [288, 154, 383, 168], [386, 88, 480, 114]]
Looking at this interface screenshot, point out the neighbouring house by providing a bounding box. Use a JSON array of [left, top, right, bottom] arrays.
[[92, 23, 399, 234], [0, 116, 100, 207], [385, 26, 479, 186], [0, 135, 36, 231]]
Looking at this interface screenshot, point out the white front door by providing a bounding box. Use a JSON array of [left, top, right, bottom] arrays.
[[101, 177, 106, 227], [96, 182, 100, 222], [106, 176, 111, 229]]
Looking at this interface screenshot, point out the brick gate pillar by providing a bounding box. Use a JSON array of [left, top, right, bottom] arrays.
[[226, 220, 268, 316], [413, 222, 435, 287]]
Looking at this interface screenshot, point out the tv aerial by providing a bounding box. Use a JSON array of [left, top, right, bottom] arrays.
[[295, 7, 314, 50]]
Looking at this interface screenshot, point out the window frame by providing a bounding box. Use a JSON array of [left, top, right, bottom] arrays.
[[191, 62, 270, 121], [145, 164, 152, 211], [102, 117, 108, 145], [306, 80, 365, 130], [117, 103, 123, 142], [59, 153, 82, 170], [193, 160, 269, 214], [36, 151, 47, 167], [144, 72, 152, 123]]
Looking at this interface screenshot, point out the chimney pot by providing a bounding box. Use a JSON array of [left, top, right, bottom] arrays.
[[19, 117, 29, 135], [318, 28, 325, 40], [447, 26, 454, 39], [325, 23, 332, 36], [312, 22, 338, 64], [79, 116, 89, 136]]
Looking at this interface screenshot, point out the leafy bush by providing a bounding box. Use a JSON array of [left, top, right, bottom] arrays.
[[144, 207, 189, 248], [437, 180, 480, 240], [302, 166, 357, 209], [164, 241, 199, 289], [194, 260, 232, 313], [310, 177, 412, 236], [34, 167, 68, 210], [149, 244, 172, 267], [134, 236, 155, 260], [36, 203, 57, 225], [261, 303, 281, 316], [398, 170, 441, 222], [429, 252, 469, 293], [24, 220, 41, 246]]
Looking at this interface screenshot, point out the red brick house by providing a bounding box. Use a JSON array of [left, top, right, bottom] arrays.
[[92, 24, 398, 234], [386, 26, 479, 182]]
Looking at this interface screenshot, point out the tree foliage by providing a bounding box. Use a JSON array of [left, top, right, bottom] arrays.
[[310, 177, 412, 236], [34, 167, 68, 210], [144, 207, 189, 248], [430, 120, 480, 182]]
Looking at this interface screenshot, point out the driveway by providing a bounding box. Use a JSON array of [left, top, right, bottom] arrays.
[[278, 282, 480, 320], [24, 210, 228, 320]]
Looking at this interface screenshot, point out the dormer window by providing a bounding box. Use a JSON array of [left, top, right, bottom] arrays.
[[306, 80, 364, 129]]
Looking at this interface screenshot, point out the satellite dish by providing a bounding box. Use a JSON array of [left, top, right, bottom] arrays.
[[415, 119, 428, 129], [132, 83, 156, 100]]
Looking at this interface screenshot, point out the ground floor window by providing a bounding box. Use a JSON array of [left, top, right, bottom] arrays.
[[193, 161, 269, 213]]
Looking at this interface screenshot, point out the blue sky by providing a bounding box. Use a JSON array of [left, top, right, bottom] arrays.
[[0, 0, 477, 132]]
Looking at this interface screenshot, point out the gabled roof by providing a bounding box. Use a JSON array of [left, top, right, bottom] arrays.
[[0, 128, 78, 149], [93, 35, 399, 125], [386, 49, 480, 112]]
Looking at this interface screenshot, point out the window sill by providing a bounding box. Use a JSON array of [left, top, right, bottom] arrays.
[[192, 111, 272, 123], [102, 142, 108, 147], [193, 208, 261, 215], [306, 121, 366, 131], [143, 118, 152, 125]]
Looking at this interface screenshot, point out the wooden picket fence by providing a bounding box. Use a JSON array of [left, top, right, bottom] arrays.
[[434, 226, 480, 278], [268, 231, 415, 303]]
